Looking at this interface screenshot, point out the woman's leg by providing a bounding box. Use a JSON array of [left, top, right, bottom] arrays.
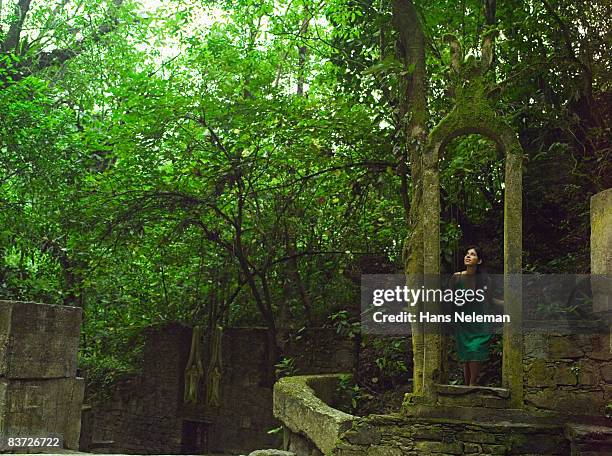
[[463, 363, 470, 385], [468, 361, 481, 385]]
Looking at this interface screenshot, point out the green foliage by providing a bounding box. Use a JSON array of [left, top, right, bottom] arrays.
[[275, 356, 298, 378], [0, 0, 609, 392], [336, 373, 368, 413], [359, 336, 411, 392], [329, 310, 360, 339]]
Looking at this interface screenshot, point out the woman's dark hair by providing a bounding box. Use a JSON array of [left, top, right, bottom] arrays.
[[465, 245, 489, 290]]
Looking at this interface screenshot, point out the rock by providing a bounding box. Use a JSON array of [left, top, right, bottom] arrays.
[[577, 359, 601, 385], [552, 362, 578, 386], [524, 333, 548, 359], [463, 442, 481, 453], [344, 424, 382, 445], [273, 375, 354, 455], [548, 336, 583, 358], [366, 445, 403, 456], [456, 431, 497, 444], [249, 450, 296, 456], [0, 300, 81, 379], [414, 441, 463, 455], [481, 443, 508, 454], [601, 363, 612, 383], [526, 359, 554, 387], [525, 389, 604, 414]]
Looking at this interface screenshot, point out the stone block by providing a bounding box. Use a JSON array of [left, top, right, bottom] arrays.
[[412, 425, 446, 440], [509, 432, 568, 454], [481, 443, 508, 454], [249, 450, 296, 456], [287, 430, 312, 455], [463, 442, 481, 453], [366, 445, 403, 456], [577, 359, 601, 385], [0, 377, 84, 450], [590, 189, 612, 315], [335, 449, 367, 456], [344, 423, 381, 445], [414, 440, 463, 454], [601, 363, 612, 383], [526, 359, 554, 387], [548, 336, 583, 359], [552, 362, 578, 386], [457, 431, 497, 444], [0, 301, 81, 379], [523, 333, 548, 359], [525, 389, 604, 415]]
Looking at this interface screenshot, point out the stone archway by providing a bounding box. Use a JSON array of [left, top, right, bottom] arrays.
[[415, 32, 524, 408]]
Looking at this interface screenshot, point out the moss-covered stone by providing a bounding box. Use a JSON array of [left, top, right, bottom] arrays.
[[273, 375, 354, 455], [365, 445, 403, 456], [523, 333, 548, 359], [419, 34, 525, 407], [0, 301, 84, 451], [509, 432, 568, 454], [414, 440, 463, 454], [600, 362, 612, 383], [590, 188, 612, 277], [526, 359, 553, 387], [552, 362, 578, 386], [456, 431, 497, 444], [548, 336, 584, 358], [463, 442, 481, 453], [480, 443, 508, 454], [576, 359, 601, 385], [343, 423, 381, 445], [525, 389, 604, 415], [248, 450, 296, 456]]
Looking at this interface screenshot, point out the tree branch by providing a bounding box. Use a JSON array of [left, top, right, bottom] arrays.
[[2, 0, 32, 53]]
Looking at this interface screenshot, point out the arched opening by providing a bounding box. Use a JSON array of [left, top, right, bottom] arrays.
[[439, 132, 505, 387], [417, 115, 523, 407]]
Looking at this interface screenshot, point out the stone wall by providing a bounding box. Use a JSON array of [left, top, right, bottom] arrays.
[[274, 374, 612, 456], [284, 327, 356, 375], [83, 322, 191, 454], [523, 330, 611, 416], [520, 189, 612, 416], [208, 327, 353, 453], [335, 415, 569, 455], [0, 301, 84, 451], [206, 327, 281, 454], [84, 325, 355, 454]]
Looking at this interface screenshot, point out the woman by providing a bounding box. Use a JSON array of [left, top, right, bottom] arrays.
[[450, 245, 492, 386]]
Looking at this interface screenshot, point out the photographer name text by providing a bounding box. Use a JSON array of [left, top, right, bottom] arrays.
[[371, 311, 510, 323]]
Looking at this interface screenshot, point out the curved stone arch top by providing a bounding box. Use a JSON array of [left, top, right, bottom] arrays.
[[421, 102, 525, 408]]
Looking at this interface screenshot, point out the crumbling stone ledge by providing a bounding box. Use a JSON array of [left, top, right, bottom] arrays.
[[273, 374, 354, 454], [272, 374, 612, 455]]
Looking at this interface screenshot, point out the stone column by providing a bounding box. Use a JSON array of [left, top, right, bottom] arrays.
[[502, 136, 524, 408], [590, 188, 612, 351], [0, 301, 84, 450]]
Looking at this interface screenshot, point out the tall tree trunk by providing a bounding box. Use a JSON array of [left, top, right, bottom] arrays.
[[297, 21, 308, 96], [392, 0, 429, 395]]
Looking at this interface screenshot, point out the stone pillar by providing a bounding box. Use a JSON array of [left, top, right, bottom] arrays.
[[502, 137, 524, 408], [590, 188, 612, 351], [0, 301, 84, 450], [422, 144, 443, 395]]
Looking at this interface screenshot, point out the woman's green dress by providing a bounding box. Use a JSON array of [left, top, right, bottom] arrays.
[[451, 273, 491, 362]]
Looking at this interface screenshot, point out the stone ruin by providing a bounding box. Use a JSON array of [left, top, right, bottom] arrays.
[[272, 30, 612, 455], [0, 33, 608, 456], [0, 301, 83, 451], [272, 187, 611, 456]]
